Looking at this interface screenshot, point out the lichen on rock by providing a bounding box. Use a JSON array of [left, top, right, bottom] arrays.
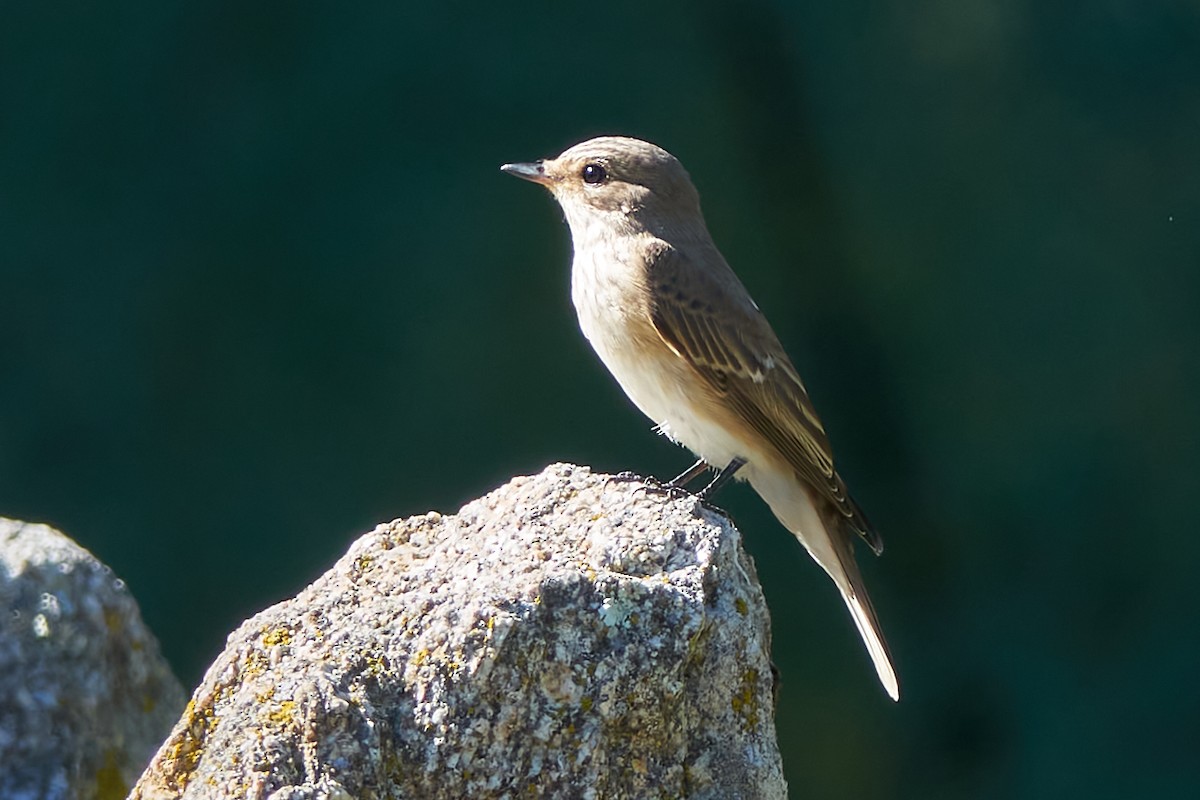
[[131, 463, 786, 799]]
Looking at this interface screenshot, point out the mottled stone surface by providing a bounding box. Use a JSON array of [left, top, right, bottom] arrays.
[[131, 463, 786, 799], [0, 518, 186, 800]]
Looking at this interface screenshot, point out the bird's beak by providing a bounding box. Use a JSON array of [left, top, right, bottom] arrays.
[[500, 160, 552, 186]]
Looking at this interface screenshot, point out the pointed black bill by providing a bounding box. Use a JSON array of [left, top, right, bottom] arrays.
[[500, 161, 551, 185]]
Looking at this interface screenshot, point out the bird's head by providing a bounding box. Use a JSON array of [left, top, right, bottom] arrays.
[[502, 136, 705, 240]]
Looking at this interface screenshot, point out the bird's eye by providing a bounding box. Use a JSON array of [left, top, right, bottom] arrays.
[[581, 163, 607, 185]]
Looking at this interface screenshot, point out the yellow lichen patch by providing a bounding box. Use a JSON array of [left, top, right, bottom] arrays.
[[261, 626, 293, 648], [366, 653, 388, 676], [598, 709, 678, 789], [242, 649, 269, 678], [354, 553, 373, 574], [254, 686, 277, 704], [162, 697, 218, 791], [684, 622, 711, 666], [267, 700, 297, 727], [729, 668, 760, 730], [734, 597, 748, 616], [94, 749, 127, 800]]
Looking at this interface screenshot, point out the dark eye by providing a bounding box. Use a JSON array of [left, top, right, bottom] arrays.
[[582, 163, 607, 185]]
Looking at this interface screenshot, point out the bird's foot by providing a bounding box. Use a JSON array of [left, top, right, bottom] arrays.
[[607, 470, 693, 501]]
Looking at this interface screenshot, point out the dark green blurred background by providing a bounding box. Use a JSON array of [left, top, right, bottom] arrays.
[[3, 2, 1198, 797]]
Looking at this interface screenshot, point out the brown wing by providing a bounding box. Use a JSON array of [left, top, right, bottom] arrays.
[[644, 242, 883, 554]]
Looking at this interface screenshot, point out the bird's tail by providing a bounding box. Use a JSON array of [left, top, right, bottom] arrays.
[[750, 469, 900, 700], [818, 520, 900, 702]]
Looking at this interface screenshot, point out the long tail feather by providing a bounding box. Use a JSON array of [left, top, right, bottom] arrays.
[[749, 466, 900, 700], [828, 546, 899, 701]]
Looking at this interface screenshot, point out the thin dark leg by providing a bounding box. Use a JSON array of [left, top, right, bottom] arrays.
[[696, 457, 746, 501], [668, 459, 709, 488]]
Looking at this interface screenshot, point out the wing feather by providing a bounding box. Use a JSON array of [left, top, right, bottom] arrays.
[[645, 242, 883, 554]]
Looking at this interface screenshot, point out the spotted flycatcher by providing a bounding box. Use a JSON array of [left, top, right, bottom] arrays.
[[502, 136, 899, 700]]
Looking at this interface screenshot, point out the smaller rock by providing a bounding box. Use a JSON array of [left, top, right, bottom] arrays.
[[0, 518, 186, 800]]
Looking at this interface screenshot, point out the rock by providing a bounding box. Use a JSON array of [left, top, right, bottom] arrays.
[[131, 463, 787, 800], [0, 517, 187, 800]]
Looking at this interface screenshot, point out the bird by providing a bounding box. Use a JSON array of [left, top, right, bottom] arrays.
[[501, 136, 899, 700]]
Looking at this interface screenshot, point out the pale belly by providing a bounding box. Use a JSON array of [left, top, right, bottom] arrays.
[[574, 294, 756, 473], [570, 236, 783, 477]]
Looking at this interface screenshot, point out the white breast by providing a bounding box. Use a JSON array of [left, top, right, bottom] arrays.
[[569, 240, 753, 471]]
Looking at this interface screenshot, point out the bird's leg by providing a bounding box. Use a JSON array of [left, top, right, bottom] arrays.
[[668, 459, 709, 488], [696, 457, 746, 501], [610, 459, 706, 500]]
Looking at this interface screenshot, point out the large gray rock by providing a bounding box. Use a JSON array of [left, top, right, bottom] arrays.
[[131, 463, 786, 799], [0, 517, 186, 800]]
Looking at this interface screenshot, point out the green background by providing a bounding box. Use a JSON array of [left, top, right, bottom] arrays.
[[3, 2, 1198, 797]]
